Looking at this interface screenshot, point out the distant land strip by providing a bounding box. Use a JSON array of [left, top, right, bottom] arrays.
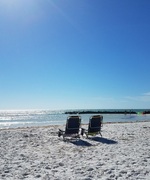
[[64, 110, 150, 115]]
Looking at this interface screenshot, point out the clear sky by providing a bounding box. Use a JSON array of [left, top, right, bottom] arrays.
[[0, 0, 150, 110]]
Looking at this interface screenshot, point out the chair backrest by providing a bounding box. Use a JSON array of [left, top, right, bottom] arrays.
[[65, 116, 81, 134], [88, 115, 103, 133]]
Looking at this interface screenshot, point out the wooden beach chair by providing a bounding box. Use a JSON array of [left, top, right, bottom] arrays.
[[81, 115, 103, 138], [58, 116, 81, 140]]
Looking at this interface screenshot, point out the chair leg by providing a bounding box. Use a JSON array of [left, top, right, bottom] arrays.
[[86, 133, 88, 138], [81, 128, 85, 136], [58, 129, 64, 137], [58, 131, 62, 137], [100, 132, 102, 137]]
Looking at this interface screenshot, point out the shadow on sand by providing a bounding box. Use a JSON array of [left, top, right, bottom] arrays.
[[70, 139, 92, 146], [90, 137, 118, 144], [70, 137, 118, 146]]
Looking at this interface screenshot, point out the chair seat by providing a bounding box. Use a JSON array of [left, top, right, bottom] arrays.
[[82, 115, 103, 138], [58, 116, 81, 140]]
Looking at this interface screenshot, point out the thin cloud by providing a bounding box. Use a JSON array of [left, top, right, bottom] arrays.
[[125, 92, 150, 102], [142, 92, 150, 96]]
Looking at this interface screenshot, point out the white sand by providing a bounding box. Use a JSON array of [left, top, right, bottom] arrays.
[[0, 122, 150, 180]]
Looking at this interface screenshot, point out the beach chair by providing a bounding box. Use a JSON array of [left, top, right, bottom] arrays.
[[58, 116, 81, 140], [81, 115, 103, 138]]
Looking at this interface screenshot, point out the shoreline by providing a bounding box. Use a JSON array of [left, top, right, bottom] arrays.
[[0, 120, 150, 132]]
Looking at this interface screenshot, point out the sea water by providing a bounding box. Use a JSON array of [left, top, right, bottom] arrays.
[[0, 109, 150, 129]]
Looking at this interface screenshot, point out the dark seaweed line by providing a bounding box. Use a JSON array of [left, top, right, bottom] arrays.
[[64, 110, 150, 115]]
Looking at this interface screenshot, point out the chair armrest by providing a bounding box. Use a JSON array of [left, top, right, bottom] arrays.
[[59, 129, 64, 132]]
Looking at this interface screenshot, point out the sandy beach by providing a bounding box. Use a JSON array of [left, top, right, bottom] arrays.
[[0, 121, 150, 180]]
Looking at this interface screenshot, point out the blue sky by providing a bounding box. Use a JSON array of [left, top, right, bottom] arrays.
[[0, 0, 150, 110]]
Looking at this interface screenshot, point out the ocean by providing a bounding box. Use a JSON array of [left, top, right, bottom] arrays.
[[0, 109, 150, 129]]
